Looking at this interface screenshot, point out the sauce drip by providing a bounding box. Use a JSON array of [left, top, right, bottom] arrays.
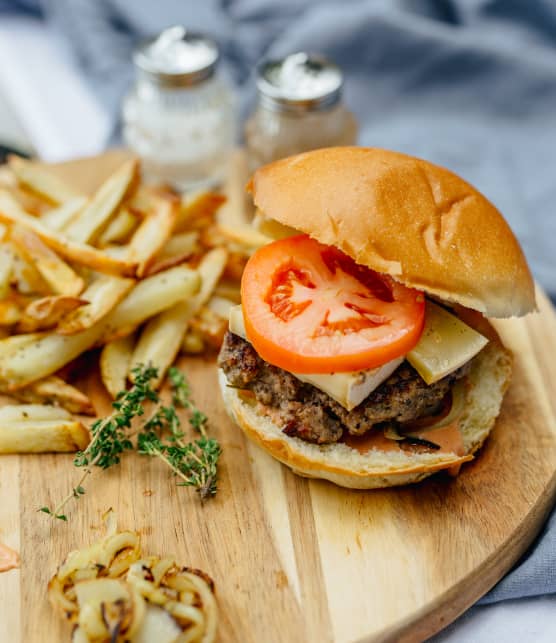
[[343, 421, 465, 458]]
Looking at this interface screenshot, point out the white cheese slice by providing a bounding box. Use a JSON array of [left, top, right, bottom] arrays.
[[407, 301, 489, 384], [293, 361, 404, 411], [228, 305, 403, 410]]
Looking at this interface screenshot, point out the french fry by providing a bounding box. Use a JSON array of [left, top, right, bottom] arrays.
[[0, 332, 45, 360], [64, 159, 139, 244], [199, 224, 225, 250], [17, 295, 87, 333], [5, 184, 49, 216], [0, 404, 72, 422], [9, 241, 51, 295], [181, 328, 205, 354], [102, 245, 129, 259], [10, 224, 85, 296], [0, 420, 89, 453], [217, 223, 271, 249], [130, 248, 227, 386], [0, 244, 13, 299], [97, 207, 138, 246], [4, 376, 94, 416], [100, 335, 134, 399], [0, 405, 89, 453], [190, 307, 228, 350], [8, 156, 83, 204], [0, 190, 138, 276], [126, 183, 153, 215], [127, 183, 177, 216], [143, 251, 194, 277], [101, 265, 200, 340], [40, 196, 87, 231], [0, 299, 21, 325], [213, 280, 241, 304], [0, 166, 15, 190], [144, 231, 199, 276], [223, 252, 248, 282], [126, 194, 178, 277], [207, 295, 236, 321], [56, 275, 134, 336], [174, 191, 226, 233], [217, 148, 250, 226], [0, 323, 105, 389], [155, 231, 199, 261]]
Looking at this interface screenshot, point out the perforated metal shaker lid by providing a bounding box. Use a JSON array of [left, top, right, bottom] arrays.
[[257, 52, 344, 112], [134, 26, 219, 87]]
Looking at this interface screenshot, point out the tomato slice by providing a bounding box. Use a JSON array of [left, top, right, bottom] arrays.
[[241, 235, 425, 374]]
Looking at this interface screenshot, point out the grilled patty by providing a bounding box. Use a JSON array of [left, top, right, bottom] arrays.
[[218, 331, 471, 444]]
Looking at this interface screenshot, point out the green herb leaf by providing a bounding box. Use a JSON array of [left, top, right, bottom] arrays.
[[41, 364, 221, 521]]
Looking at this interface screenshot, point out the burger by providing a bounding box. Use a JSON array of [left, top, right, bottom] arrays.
[[217, 147, 536, 489]]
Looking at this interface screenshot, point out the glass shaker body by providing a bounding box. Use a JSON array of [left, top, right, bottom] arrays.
[[122, 27, 236, 191], [245, 53, 357, 169], [245, 101, 357, 169]]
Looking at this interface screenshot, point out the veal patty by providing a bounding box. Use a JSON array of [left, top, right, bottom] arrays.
[[218, 332, 471, 444]]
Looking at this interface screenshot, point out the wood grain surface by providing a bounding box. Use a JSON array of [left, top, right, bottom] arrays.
[[0, 154, 555, 643]]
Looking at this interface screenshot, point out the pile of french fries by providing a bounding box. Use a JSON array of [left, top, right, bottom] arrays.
[[0, 153, 271, 453]]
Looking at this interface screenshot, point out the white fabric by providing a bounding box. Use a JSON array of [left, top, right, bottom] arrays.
[[0, 16, 110, 161], [433, 595, 556, 641]]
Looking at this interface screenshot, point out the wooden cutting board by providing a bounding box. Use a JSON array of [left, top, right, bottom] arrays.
[[1, 153, 556, 643]]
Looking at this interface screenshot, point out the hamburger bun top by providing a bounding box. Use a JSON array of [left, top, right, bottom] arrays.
[[248, 147, 536, 318]]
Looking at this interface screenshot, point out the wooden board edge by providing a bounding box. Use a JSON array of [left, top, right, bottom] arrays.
[[364, 470, 556, 643]]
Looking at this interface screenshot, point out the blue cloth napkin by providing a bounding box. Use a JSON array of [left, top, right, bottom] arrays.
[[2, 0, 556, 609]]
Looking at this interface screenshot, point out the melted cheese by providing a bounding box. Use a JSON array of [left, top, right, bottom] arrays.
[[407, 301, 488, 384], [228, 305, 403, 410]]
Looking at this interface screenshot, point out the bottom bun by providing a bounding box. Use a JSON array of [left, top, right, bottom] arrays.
[[218, 327, 512, 489]]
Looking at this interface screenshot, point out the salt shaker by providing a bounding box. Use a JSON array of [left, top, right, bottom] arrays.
[[123, 26, 236, 191], [245, 52, 357, 169]]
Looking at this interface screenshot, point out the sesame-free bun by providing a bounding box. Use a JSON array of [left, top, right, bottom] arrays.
[[219, 328, 512, 489], [248, 147, 536, 318]]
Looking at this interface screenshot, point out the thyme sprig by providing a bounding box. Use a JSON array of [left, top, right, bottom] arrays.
[[138, 432, 221, 501], [77, 364, 159, 469], [137, 367, 220, 500], [40, 364, 221, 521]]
